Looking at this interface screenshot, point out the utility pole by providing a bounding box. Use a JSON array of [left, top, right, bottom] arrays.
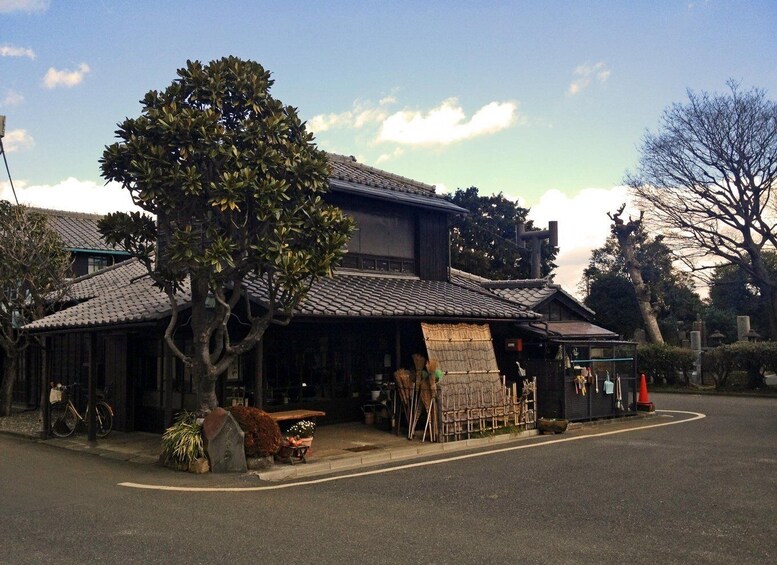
[[0, 115, 20, 204], [515, 221, 558, 279]]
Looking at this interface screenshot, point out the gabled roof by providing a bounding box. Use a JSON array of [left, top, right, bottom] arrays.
[[31, 208, 129, 254], [327, 153, 467, 215], [450, 269, 595, 318]]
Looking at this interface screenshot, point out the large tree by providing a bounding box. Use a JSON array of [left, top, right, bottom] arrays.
[[583, 213, 702, 343], [99, 57, 354, 412], [0, 203, 72, 416], [447, 186, 557, 280], [627, 81, 777, 337]]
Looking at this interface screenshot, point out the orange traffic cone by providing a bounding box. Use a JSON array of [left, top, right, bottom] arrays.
[[637, 373, 655, 412]]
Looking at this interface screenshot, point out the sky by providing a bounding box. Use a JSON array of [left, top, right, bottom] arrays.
[[1, 0, 776, 294]]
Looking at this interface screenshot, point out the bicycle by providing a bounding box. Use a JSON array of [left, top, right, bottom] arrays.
[[49, 382, 114, 438]]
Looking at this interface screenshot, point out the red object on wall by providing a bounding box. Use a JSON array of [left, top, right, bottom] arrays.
[[505, 338, 523, 352]]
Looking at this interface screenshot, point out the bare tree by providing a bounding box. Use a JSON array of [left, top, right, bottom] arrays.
[[627, 81, 777, 337], [607, 205, 664, 343]]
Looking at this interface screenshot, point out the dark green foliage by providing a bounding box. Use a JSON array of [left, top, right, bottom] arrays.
[[447, 187, 556, 280], [98, 57, 355, 410], [0, 203, 72, 416], [705, 258, 777, 340], [160, 411, 204, 470], [584, 273, 642, 339], [227, 405, 282, 457], [703, 342, 777, 389], [637, 343, 697, 386]]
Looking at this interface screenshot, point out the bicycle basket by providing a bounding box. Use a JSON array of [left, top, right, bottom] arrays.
[[49, 387, 67, 404]]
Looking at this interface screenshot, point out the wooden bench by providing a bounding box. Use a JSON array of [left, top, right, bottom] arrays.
[[267, 409, 325, 423]]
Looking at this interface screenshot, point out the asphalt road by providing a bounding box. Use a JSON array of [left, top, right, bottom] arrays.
[[1, 393, 775, 564]]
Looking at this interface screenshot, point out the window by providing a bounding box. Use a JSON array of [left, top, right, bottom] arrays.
[[87, 255, 109, 274]]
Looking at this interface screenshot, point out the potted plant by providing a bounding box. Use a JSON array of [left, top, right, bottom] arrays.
[[286, 419, 316, 447], [160, 411, 208, 472]]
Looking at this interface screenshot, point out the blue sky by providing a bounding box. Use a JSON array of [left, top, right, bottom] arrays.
[[2, 0, 776, 291]]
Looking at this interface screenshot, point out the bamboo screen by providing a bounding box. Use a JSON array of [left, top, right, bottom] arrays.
[[421, 322, 501, 384]]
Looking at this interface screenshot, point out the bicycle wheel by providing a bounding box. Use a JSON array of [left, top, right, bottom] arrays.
[[94, 402, 113, 437], [51, 403, 78, 438]]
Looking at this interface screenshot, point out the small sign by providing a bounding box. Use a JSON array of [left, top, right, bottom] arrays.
[[505, 338, 523, 352]]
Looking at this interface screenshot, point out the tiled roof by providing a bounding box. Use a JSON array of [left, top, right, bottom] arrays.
[[27, 259, 189, 331], [327, 153, 436, 196], [27, 267, 539, 332], [450, 270, 596, 316], [31, 208, 127, 253], [249, 272, 540, 320], [64, 258, 148, 302]]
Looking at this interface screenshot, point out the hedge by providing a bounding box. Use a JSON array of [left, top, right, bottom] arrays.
[[637, 343, 697, 385], [702, 341, 777, 389]]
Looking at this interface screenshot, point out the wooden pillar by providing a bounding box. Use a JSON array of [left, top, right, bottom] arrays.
[[39, 336, 49, 439], [253, 340, 263, 408], [394, 322, 401, 372], [87, 331, 97, 442], [163, 343, 173, 427]]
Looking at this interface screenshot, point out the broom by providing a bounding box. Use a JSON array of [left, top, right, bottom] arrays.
[[408, 354, 426, 439], [393, 369, 412, 434], [422, 359, 439, 442]]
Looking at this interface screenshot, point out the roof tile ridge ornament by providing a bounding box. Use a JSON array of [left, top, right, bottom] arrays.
[[449, 268, 492, 283], [325, 152, 437, 194], [482, 276, 554, 289]]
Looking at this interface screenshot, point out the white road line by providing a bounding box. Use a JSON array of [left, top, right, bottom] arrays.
[[118, 409, 705, 493]]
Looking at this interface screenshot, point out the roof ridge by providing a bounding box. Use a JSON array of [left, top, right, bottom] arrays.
[[29, 207, 106, 221], [326, 152, 437, 194], [67, 257, 140, 285]]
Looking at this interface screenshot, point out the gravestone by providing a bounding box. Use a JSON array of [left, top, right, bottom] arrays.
[[203, 408, 247, 473], [737, 316, 750, 341]]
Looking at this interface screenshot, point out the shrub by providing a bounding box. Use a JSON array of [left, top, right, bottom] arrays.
[[703, 341, 777, 389], [637, 343, 697, 385], [160, 411, 204, 470], [226, 405, 283, 457]]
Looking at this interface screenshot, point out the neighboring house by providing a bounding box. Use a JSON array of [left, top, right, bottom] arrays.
[[452, 270, 635, 421], [21, 155, 635, 433], [31, 208, 131, 277]]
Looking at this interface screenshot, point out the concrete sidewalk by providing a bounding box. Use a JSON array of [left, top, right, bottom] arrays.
[[2, 409, 540, 479], [2, 409, 655, 481]]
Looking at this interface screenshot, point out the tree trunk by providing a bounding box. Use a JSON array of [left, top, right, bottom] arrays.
[[609, 206, 664, 344], [0, 353, 18, 417]]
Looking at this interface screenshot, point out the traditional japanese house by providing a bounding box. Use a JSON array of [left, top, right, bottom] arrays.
[[22, 155, 544, 433]]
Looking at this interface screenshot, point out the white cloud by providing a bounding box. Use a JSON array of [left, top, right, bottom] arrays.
[[0, 177, 142, 215], [42, 63, 91, 89], [1, 89, 24, 106], [0, 44, 36, 59], [434, 183, 449, 195], [2, 129, 34, 152], [568, 62, 611, 96], [0, 0, 48, 13], [378, 98, 518, 145], [308, 97, 394, 134], [528, 186, 635, 297], [375, 147, 404, 164]]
